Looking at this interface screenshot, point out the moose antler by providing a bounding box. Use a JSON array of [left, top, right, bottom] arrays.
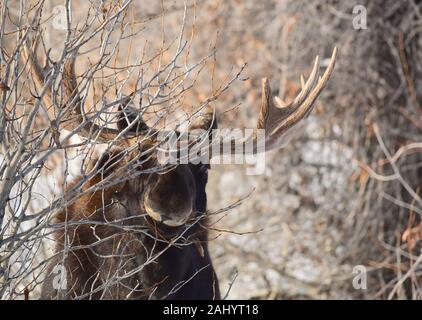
[[257, 47, 337, 150], [153, 48, 337, 164], [200, 47, 337, 155], [22, 38, 143, 143], [23, 35, 337, 158]]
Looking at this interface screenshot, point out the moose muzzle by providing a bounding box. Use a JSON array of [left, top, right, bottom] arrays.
[[143, 166, 196, 227]]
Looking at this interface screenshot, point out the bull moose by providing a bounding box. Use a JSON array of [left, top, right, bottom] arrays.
[[23, 38, 336, 299]]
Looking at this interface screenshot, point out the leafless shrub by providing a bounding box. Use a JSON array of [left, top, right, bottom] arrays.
[[0, 0, 242, 299]]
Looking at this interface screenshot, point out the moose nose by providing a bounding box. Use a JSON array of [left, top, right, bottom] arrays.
[[144, 192, 193, 227], [143, 169, 195, 227], [144, 195, 192, 227]]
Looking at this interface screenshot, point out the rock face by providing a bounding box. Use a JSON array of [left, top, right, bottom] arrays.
[[207, 115, 357, 299]]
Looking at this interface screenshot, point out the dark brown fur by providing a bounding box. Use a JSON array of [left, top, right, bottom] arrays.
[[41, 155, 220, 300]]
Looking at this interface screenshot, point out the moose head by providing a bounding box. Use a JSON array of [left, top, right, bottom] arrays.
[[23, 39, 337, 299]]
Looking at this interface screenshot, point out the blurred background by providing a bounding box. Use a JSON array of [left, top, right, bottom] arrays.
[[1, 0, 421, 299]]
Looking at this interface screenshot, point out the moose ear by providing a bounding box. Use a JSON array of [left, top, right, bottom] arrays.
[[188, 106, 217, 167], [116, 98, 149, 133], [188, 105, 218, 132]]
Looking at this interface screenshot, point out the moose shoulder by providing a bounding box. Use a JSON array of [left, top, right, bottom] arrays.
[[23, 40, 336, 299]]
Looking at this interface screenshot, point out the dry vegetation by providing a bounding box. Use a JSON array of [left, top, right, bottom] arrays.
[[0, 0, 421, 299]]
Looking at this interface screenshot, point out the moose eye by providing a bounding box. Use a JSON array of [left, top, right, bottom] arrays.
[[138, 152, 151, 165]]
